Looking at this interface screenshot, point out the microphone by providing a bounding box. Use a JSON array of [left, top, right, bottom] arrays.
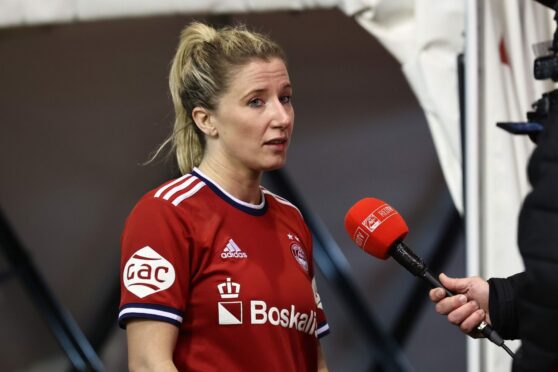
[[344, 197, 515, 358]]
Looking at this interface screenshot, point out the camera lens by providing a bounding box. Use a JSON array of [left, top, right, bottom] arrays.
[[534, 55, 558, 81]]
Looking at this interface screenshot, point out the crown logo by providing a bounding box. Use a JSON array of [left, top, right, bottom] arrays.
[[217, 278, 240, 299]]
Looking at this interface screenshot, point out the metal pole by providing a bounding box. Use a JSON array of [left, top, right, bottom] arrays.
[[0, 207, 104, 371], [465, 1, 482, 371]]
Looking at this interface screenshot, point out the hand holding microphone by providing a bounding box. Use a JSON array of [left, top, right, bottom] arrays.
[[429, 274, 491, 337], [344, 197, 514, 358]]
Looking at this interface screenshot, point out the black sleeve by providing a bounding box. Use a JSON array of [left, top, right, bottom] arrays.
[[512, 96, 558, 372], [487, 272, 525, 340]]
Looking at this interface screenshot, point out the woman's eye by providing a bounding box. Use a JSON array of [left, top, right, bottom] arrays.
[[248, 98, 264, 107], [280, 95, 292, 104]]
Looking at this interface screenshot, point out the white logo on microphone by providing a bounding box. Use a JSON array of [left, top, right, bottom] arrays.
[[353, 227, 369, 248], [362, 204, 397, 233]]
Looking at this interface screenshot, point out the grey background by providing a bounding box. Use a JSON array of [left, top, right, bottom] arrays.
[[0, 9, 466, 371]]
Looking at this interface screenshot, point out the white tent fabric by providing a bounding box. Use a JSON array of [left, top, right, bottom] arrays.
[[344, 0, 466, 214], [0, 0, 338, 27]]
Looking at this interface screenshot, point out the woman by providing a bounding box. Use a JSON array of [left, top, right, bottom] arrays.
[[118, 22, 329, 371]]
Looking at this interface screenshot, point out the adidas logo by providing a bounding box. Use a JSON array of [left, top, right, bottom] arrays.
[[221, 239, 248, 259]]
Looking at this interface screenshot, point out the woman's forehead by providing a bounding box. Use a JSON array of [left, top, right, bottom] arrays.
[[229, 58, 290, 91]]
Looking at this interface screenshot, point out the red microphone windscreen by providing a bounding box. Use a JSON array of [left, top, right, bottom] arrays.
[[344, 198, 409, 259]]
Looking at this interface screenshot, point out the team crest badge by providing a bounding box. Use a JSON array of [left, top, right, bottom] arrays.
[[291, 242, 308, 273], [288, 233, 308, 273]]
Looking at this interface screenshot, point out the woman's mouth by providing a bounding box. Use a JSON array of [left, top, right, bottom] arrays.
[[264, 138, 288, 150]]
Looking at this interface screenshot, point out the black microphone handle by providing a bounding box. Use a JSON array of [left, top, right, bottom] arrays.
[[389, 241, 511, 354]]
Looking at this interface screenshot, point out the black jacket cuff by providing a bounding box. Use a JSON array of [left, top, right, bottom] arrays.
[[488, 272, 525, 340]]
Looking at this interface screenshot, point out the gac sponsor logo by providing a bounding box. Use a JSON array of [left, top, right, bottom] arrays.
[[123, 246, 175, 298]]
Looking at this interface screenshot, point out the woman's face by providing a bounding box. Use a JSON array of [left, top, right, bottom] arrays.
[[207, 57, 294, 176]]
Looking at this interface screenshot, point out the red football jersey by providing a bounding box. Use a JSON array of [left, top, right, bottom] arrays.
[[119, 168, 329, 371]]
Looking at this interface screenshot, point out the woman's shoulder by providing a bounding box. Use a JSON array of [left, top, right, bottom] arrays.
[[261, 187, 303, 217], [124, 174, 210, 223], [140, 173, 209, 207]]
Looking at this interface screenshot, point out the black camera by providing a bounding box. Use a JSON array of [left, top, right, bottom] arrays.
[[497, 0, 558, 142], [534, 53, 558, 81]]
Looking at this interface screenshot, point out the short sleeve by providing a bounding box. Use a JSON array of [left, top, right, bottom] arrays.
[[301, 221, 329, 339], [312, 276, 330, 338], [118, 197, 192, 328]]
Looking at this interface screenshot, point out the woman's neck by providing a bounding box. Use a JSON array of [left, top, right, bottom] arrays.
[[196, 160, 262, 205]]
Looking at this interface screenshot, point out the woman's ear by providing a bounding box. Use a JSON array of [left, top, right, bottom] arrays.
[[192, 107, 218, 137]]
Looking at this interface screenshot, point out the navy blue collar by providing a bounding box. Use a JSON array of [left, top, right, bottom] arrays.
[[192, 168, 268, 216]]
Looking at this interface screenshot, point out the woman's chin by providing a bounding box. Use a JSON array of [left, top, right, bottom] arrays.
[[263, 159, 287, 172]]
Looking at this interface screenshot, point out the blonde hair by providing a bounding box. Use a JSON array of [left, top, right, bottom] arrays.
[[153, 22, 286, 174]]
